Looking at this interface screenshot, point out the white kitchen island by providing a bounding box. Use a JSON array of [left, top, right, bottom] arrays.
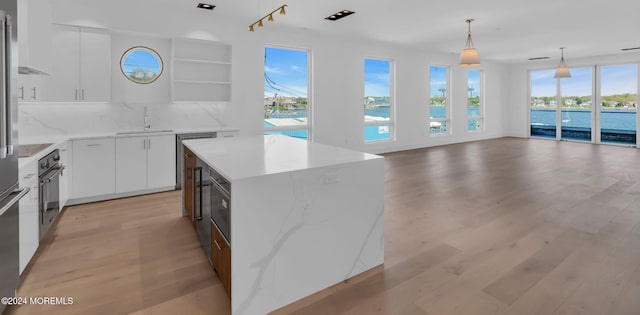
[[183, 135, 384, 315]]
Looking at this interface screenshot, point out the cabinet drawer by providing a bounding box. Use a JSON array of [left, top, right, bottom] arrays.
[[211, 222, 231, 297]]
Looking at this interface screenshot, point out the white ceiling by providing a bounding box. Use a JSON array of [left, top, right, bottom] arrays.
[[152, 0, 640, 63]]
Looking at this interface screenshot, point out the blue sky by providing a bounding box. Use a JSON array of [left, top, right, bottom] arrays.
[[364, 59, 390, 97], [430, 66, 447, 97], [531, 64, 637, 97], [264, 47, 308, 98], [122, 49, 161, 74]]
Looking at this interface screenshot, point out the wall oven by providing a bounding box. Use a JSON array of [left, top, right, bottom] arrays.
[[39, 149, 64, 238], [209, 167, 230, 245]]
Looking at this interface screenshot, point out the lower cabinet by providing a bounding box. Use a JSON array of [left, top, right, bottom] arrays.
[[115, 135, 175, 193], [72, 138, 116, 199], [211, 222, 231, 297], [18, 161, 39, 275]]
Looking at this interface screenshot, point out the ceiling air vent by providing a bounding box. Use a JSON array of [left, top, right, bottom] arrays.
[[621, 47, 640, 51], [528, 57, 550, 61]]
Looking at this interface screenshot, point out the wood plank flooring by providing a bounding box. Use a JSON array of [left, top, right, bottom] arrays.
[[7, 137, 640, 315]]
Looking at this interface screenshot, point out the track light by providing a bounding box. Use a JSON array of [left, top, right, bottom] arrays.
[[249, 4, 287, 32]]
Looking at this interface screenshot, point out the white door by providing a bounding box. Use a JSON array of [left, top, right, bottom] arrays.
[[72, 138, 116, 199], [146, 135, 176, 189], [115, 137, 147, 193], [46, 25, 80, 102], [79, 28, 111, 102]]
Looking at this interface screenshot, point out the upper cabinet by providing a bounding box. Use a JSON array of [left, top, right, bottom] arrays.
[[172, 38, 232, 102], [47, 25, 111, 102], [17, 0, 52, 74]]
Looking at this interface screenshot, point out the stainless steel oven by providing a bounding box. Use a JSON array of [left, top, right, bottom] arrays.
[[39, 149, 64, 238], [209, 167, 230, 245]]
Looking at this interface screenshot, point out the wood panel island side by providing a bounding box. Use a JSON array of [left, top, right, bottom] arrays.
[[182, 135, 384, 315]]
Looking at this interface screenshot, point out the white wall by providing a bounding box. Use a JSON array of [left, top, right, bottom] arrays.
[[26, 0, 511, 153], [505, 53, 640, 138]]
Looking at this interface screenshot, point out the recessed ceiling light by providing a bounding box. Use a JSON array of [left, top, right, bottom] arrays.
[[621, 47, 640, 51], [197, 3, 215, 10], [325, 10, 355, 21], [528, 57, 550, 61]]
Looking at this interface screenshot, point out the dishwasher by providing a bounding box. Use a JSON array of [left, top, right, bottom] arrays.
[[175, 132, 217, 189]]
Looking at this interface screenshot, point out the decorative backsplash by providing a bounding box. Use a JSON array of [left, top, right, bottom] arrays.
[[18, 102, 234, 139]]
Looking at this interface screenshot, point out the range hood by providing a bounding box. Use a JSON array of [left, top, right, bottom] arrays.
[[18, 66, 49, 75]]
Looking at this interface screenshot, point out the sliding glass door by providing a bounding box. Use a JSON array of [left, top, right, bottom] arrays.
[[560, 67, 593, 141], [530, 64, 639, 146], [599, 64, 637, 145], [530, 69, 557, 139]]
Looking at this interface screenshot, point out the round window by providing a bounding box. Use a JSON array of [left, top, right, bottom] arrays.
[[120, 46, 164, 84]]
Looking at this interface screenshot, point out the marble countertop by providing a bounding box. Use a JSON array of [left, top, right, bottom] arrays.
[[17, 127, 238, 169], [183, 135, 382, 181]]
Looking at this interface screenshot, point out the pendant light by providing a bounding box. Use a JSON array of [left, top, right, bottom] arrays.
[[554, 47, 571, 78], [459, 19, 480, 66]]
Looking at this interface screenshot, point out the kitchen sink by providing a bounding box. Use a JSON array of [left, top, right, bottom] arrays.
[[116, 129, 173, 135]]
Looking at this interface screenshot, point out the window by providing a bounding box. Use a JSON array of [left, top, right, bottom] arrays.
[[264, 46, 311, 140], [530, 69, 558, 139], [429, 66, 449, 135], [364, 58, 393, 142], [599, 64, 637, 145], [530, 64, 637, 145], [561, 67, 592, 141], [467, 70, 483, 131]]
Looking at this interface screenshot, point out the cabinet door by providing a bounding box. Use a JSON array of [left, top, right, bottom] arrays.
[[17, 0, 53, 73], [59, 141, 71, 209], [72, 138, 116, 199], [18, 163, 39, 275], [146, 135, 176, 190], [47, 25, 80, 102], [211, 223, 231, 297], [80, 28, 111, 102], [115, 137, 147, 193], [17, 75, 48, 102]]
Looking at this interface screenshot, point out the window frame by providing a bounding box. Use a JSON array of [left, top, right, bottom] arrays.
[[263, 44, 313, 140], [429, 65, 451, 136], [363, 57, 395, 143], [467, 69, 484, 132]]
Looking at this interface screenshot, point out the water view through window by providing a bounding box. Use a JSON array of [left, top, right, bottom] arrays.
[[263, 47, 310, 140], [429, 66, 449, 135], [530, 64, 638, 145], [364, 58, 392, 142], [600, 64, 637, 145]]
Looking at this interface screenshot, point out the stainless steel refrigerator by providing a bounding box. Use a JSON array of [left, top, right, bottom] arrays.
[[1, 2, 29, 313]]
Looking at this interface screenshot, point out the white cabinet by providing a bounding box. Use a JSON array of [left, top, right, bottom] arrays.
[[72, 138, 116, 199], [47, 25, 111, 102], [146, 135, 176, 189], [172, 38, 232, 102], [17, 0, 52, 74], [18, 161, 39, 275], [59, 141, 71, 209], [17, 74, 47, 102], [115, 135, 175, 193]]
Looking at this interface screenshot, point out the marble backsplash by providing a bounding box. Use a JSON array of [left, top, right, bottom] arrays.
[[18, 102, 236, 139]]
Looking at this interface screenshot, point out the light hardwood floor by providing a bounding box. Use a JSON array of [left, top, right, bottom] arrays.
[[8, 138, 640, 315]]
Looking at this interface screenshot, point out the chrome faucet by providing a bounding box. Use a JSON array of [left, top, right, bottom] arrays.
[[143, 106, 151, 131]]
